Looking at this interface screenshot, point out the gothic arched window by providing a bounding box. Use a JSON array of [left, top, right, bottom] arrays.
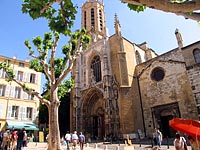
[[193, 48, 200, 63], [135, 50, 142, 65], [91, 56, 102, 82], [91, 8, 95, 29], [84, 11, 87, 29], [99, 9, 103, 31]]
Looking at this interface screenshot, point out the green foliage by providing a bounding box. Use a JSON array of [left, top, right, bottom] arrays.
[[127, 3, 146, 12], [58, 79, 74, 99], [22, 0, 77, 35], [0, 60, 15, 81], [30, 59, 44, 72], [53, 58, 65, 78]]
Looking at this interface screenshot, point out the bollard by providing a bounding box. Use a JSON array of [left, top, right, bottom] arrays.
[[94, 143, 98, 149], [104, 145, 108, 150], [116, 145, 120, 150], [86, 143, 89, 147], [125, 140, 127, 146]]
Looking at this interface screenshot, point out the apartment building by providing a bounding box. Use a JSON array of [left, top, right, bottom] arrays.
[[0, 56, 41, 132]]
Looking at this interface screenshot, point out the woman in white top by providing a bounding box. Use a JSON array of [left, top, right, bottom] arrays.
[[174, 133, 187, 150]]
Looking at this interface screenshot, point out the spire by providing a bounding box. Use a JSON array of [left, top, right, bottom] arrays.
[[175, 28, 183, 49], [114, 14, 121, 36]]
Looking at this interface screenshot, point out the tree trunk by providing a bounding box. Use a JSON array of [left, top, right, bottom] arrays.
[[47, 88, 62, 150]]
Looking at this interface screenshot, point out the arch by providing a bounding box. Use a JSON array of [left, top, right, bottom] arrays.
[[91, 8, 95, 29], [135, 50, 142, 64], [80, 88, 105, 139], [193, 48, 200, 63], [91, 55, 102, 82]]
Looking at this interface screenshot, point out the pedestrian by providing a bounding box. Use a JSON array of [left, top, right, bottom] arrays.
[[188, 136, 200, 150], [23, 131, 27, 147], [0, 129, 4, 149], [174, 133, 188, 150], [10, 130, 18, 150], [79, 132, 85, 150], [16, 129, 24, 150], [153, 128, 162, 147], [71, 131, 78, 150], [65, 131, 71, 150], [1, 130, 10, 150]]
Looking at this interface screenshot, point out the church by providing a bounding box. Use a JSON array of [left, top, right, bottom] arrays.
[[70, 0, 199, 140]]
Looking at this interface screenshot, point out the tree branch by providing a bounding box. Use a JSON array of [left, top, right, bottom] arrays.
[[56, 32, 83, 86], [11, 78, 50, 106], [29, 52, 51, 82], [176, 12, 200, 22], [122, 0, 200, 13], [40, 0, 63, 14]]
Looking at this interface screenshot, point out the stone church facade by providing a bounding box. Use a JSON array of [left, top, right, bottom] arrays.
[[70, 0, 199, 139]]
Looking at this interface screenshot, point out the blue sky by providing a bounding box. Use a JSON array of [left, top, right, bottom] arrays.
[[0, 0, 200, 61]]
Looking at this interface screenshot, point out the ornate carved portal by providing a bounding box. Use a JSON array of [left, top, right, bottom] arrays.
[[78, 83, 120, 140], [79, 88, 105, 139]]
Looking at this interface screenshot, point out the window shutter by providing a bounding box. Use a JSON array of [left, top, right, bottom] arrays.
[[23, 72, 27, 82], [22, 107, 26, 120], [35, 74, 38, 84], [33, 108, 37, 121], [5, 85, 10, 97], [0, 69, 3, 78], [0, 103, 3, 118], [23, 91, 28, 100], [26, 73, 30, 83], [7, 105, 12, 119], [19, 107, 23, 120], [14, 70, 18, 79], [10, 86, 15, 98]]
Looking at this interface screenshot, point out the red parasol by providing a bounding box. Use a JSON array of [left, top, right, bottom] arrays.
[[169, 118, 200, 138]]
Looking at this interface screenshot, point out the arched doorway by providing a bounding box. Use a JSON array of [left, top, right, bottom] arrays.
[[81, 88, 105, 140]]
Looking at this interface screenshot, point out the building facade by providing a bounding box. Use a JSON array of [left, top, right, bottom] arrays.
[[0, 56, 41, 132], [70, 0, 199, 139]]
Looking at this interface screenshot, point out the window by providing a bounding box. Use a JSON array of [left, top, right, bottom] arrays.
[[26, 107, 33, 119], [193, 48, 200, 63], [136, 51, 142, 64], [84, 11, 87, 29], [28, 93, 34, 100], [0, 69, 6, 78], [14, 87, 21, 99], [151, 67, 165, 81], [91, 56, 102, 82], [30, 73, 36, 83], [19, 62, 25, 67], [99, 10, 103, 31], [91, 8, 95, 28], [17, 71, 23, 81], [11, 106, 19, 118], [0, 85, 6, 96]]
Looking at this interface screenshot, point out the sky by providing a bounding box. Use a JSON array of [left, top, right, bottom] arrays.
[[0, 0, 200, 61]]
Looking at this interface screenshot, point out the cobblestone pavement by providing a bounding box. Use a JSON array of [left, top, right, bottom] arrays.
[[22, 142, 187, 150]]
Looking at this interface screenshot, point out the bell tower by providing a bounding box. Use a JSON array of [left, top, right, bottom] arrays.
[[81, 0, 105, 42]]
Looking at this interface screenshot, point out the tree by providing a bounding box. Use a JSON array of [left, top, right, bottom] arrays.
[[121, 0, 200, 21], [0, 0, 90, 149]]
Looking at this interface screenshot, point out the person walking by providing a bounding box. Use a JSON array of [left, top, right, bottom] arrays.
[[79, 132, 85, 150], [153, 128, 162, 147], [71, 131, 78, 150], [65, 131, 71, 150], [174, 133, 188, 150], [16, 129, 24, 150]]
